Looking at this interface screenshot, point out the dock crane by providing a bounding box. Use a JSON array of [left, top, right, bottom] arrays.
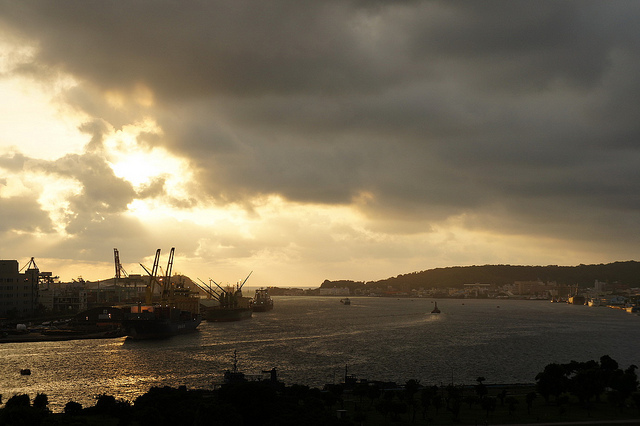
[[139, 249, 162, 305], [163, 247, 175, 300], [139, 248, 180, 306], [114, 248, 128, 285]]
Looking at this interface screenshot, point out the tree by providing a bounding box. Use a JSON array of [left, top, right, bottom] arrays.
[[475, 376, 488, 399], [567, 361, 603, 411], [64, 400, 83, 416], [404, 379, 421, 423], [505, 396, 519, 415], [535, 363, 568, 404], [609, 364, 639, 411], [4, 394, 30, 409], [367, 383, 381, 406], [525, 391, 537, 415], [420, 387, 434, 420], [33, 393, 49, 412], [480, 396, 497, 418], [404, 379, 420, 401]]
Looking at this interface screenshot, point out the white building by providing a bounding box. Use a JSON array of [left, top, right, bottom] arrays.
[[319, 287, 350, 296]]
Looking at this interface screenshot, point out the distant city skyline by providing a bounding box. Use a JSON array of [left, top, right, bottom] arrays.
[[1, 2, 640, 286]]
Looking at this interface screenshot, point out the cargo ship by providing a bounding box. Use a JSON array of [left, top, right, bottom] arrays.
[[198, 272, 253, 322], [123, 304, 201, 339], [251, 288, 274, 312], [122, 248, 201, 339]]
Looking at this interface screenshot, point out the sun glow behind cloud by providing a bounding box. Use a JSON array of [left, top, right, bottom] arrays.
[[3, 1, 640, 287]]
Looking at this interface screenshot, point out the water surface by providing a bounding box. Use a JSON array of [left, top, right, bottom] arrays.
[[1, 297, 637, 412]]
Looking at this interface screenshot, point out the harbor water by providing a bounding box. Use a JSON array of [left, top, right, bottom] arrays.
[[1, 297, 639, 412]]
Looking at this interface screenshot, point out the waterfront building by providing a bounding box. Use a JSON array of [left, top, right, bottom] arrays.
[[39, 281, 88, 313], [319, 287, 350, 296], [0, 258, 41, 318]]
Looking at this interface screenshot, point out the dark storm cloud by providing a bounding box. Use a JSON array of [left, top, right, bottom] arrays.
[[2, 0, 640, 248], [0, 195, 54, 233]]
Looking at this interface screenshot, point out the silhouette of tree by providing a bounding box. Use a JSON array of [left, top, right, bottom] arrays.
[[464, 394, 480, 409], [631, 392, 640, 414], [4, 394, 29, 409], [480, 396, 497, 418], [535, 363, 568, 404], [600, 355, 619, 389], [505, 396, 518, 415], [389, 400, 408, 422], [609, 364, 639, 412], [404, 379, 420, 400], [566, 360, 602, 412], [525, 391, 537, 414], [0, 394, 41, 426], [475, 376, 488, 399], [64, 400, 83, 416], [32, 393, 49, 412], [367, 383, 381, 406], [432, 393, 443, 415], [420, 387, 434, 420]]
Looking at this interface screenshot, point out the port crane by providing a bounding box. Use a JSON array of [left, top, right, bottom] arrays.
[[138, 248, 180, 305], [139, 248, 162, 305], [113, 248, 128, 279]]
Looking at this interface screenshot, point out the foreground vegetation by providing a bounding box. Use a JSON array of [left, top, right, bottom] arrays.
[[1, 355, 639, 425]]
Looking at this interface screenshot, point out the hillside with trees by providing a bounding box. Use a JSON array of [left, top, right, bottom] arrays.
[[320, 261, 640, 293]]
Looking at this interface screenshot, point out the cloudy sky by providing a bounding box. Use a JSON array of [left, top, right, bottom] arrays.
[[1, 1, 639, 287]]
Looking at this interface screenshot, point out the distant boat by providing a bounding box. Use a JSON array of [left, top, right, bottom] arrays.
[[20, 369, 31, 375], [588, 298, 601, 307], [252, 288, 274, 312], [340, 298, 351, 305], [431, 301, 441, 314]]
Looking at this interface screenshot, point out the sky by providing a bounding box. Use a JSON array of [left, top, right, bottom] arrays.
[[1, 1, 640, 287]]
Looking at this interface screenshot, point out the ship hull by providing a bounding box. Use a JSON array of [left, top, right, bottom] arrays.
[[251, 303, 273, 312], [123, 307, 201, 340], [204, 307, 252, 322], [124, 317, 201, 340]]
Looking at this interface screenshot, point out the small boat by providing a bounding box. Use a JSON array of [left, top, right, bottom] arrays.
[[217, 350, 277, 386], [20, 369, 31, 376], [431, 301, 441, 314], [340, 298, 351, 305]]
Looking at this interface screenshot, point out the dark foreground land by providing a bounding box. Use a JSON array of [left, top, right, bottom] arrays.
[[2, 356, 640, 426], [2, 383, 640, 426]]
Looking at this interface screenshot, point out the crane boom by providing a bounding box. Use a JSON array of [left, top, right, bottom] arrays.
[[114, 248, 121, 279], [145, 249, 162, 304], [238, 271, 253, 290]]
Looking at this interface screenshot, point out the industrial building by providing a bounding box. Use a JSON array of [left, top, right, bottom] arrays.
[[0, 258, 41, 318]]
